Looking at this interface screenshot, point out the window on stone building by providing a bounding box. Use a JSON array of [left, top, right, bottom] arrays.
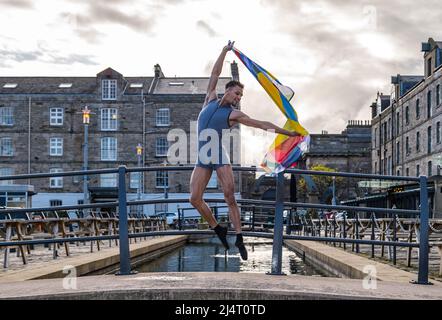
[[156, 137, 169, 156], [387, 118, 391, 140], [396, 141, 400, 164], [101, 108, 117, 131], [416, 132, 420, 152], [374, 128, 377, 147], [50, 108, 63, 126], [0, 107, 13, 126], [101, 137, 117, 161], [427, 90, 432, 118], [437, 84, 441, 107], [102, 79, 117, 100], [100, 173, 117, 187], [49, 137, 63, 156], [49, 168, 63, 188], [130, 172, 141, 189], [374, 161, 377, 174], [207, 171, 218, 189], [396, 112, 400, 136], [428, 126, 432, 154], [427, 57, 432, 77], [155, 171, 169, 188], [416, 164, 420, 177], [0, 138, 13, 156], [156, 108, 170, 126], [0, 167, 13, 185], [416, 99, 420, 119], [428, 161, 433, 177], [406, 136, 410, 155], [406, 167, 409, 176], [49, 200, 62, 207], [437, 121, 441, 144], [155, 203, 168, 214], [405, 106, 409, 124]]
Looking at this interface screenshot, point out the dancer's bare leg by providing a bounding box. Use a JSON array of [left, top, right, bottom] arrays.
[[216, 165, 242, 233], [189, 166, 217, 228]]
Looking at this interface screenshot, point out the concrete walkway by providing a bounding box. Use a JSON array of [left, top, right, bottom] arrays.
[[0, 272, 441, 300], [285, 240, 439, 283], [0, 235, 187, 283]]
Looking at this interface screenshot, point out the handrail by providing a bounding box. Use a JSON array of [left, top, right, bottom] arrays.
[[0, 164, 431, 284]]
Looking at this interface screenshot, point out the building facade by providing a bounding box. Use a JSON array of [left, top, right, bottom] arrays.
[[303, 120, 372, 201], [371, 38, 442, 178], [0, 63, 242, 215]]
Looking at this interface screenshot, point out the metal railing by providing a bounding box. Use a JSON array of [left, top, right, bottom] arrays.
[[0, 165, 431, 284]]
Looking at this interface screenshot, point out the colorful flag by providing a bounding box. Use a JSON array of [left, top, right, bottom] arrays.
[[232, 47, 310, 174]]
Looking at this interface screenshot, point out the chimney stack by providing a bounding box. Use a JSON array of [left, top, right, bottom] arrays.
[[231, 60, 239, 81], [154, 64, 164, 78]]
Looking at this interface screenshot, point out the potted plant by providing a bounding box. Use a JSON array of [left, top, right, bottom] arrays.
[[197, 216, 209, 230]]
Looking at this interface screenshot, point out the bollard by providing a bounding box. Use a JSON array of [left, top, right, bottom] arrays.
[[116, 165, 136, 276], [267, 172, 286, 276], [414, 176, 430, 285]]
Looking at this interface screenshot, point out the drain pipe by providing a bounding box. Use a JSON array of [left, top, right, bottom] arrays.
[[27, 96, 31, 184]]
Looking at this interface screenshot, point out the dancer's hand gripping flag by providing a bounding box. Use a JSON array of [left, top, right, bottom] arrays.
[[232, 47, 310, 174]]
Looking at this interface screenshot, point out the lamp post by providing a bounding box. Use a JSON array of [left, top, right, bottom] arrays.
[[136, 144, 143, 200], [82, 106, 91, 217], [332, 176, 336, 206]]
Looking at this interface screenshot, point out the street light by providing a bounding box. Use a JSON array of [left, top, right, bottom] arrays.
[[136, 143, 143, 202], [82, 106, 91, 217], [332, 176, 336, 206]]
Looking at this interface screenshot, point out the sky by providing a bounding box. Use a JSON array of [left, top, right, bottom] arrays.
[[1, 0, 442, 165]]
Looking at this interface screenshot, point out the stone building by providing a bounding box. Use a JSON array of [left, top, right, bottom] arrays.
[[0, 62, 243, 215], [371, 38, 442, 178], [302, 120, 372, 201]]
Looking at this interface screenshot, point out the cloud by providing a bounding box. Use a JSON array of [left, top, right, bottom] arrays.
[[44, 53, 97, 65], [60, 1, 157, 43], [0, 0, 33, 9], [245, 0, 442, 134], [196, 20, 218, 37], [0, 49, 42, 63]]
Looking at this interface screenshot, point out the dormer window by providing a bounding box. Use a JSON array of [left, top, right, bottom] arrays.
[[102, 79, 117, 100], [58, 83, 72, 88], [168, 82, 184, 86], [130, 83, 143, 88]]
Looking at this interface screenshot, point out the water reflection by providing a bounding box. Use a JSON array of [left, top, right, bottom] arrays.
[[135, 237, 325, 276]]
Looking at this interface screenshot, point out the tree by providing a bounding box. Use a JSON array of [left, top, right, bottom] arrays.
[[297, 164, 345, 204]]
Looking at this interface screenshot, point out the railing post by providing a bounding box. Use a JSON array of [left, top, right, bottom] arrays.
[[178, 208, 182, 231], [268, 171, 285, 276], [116, 165, 135, 276], [251, 205, 256, 232], [414, 175, 430, 284]]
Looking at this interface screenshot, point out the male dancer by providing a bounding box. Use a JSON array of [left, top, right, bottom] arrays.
[[190, 41, 298, 260]]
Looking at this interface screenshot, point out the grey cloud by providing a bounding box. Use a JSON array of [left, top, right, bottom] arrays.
[[44, 53, 97, 66], [0, 0, 33, 9], [196, 20, 218, 37], [60, 2, 157, 43], [0, 49, 42, 62], [248, 0, 442, 133], [0, 46, 97, 67]]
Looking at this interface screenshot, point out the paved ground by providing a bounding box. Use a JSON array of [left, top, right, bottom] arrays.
[[0, 271, 441, 300]]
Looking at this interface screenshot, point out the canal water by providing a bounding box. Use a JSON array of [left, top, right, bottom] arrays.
[[134, 237, 326, 276]]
